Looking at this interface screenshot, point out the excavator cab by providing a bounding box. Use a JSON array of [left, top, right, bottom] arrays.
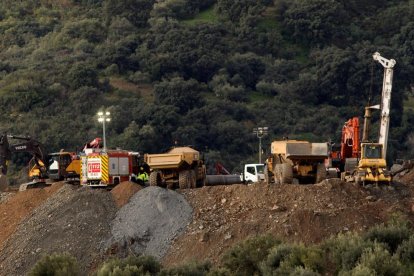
[[356, 143, 391, 185], [361, 144, 382, 159]]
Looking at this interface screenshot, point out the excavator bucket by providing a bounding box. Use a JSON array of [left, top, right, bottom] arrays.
[[18, 179, 48, 191], [0, 174, 8, 192]]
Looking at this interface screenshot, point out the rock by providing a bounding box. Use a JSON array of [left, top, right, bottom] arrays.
[[199, 232, 209, 242], [271, 205, 287, 212], [221, 198, 227, 204], [365, 195, 377, 202], [390, 164, 403, 175]]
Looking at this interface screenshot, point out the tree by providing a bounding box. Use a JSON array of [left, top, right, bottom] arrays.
[[154, 77, 205, 113], [283, 0, 348, 46]]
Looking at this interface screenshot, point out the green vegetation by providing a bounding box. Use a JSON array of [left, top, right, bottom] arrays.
[[0, 0, 413, 176], [182, 7, 219, 26], [29, 253, 79, 276], [30, 220, 414, 275]]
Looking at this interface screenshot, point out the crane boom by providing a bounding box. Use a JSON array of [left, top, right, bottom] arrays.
[[373, 52, 396, 160]]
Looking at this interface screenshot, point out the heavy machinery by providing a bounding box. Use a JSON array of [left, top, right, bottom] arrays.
[[80, 149, 142, 187], [265, 140, 329, 184], [341, 52, 395, 185], [145, 146, 206, 189], [327, 117, 360, 177], [29, 138, 103, 183], [0, 134, 49, 191]]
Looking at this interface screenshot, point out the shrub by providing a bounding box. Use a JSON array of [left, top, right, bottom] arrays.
[[322, 232, 374, 272], [289, 266, 321, 276], [396, 235, 414, 264], [260, 243, 323, 275], [363, 222, 411, 253], [29, 253, 79, 276], [221, 235, 281, 276], [348, 243, 403, 276], [96, 255, 161, 276], [159, 262, 211, 276], [206, 268, 232, 276]]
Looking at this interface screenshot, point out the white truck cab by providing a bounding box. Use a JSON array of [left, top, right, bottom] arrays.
[[242, 163, 265, 183]]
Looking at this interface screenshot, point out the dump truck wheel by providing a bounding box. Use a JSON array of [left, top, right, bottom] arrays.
[[179, 170, 190, 189], [264, 165, 272, 184], [149, 171, 161, 187], [315, 163, 327, 183], [280, 163, 293, 184], [196, 177, 206, 187], [273, 165, 281, 184], [190, 170, 197, 188]]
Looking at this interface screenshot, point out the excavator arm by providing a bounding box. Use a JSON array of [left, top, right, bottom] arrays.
[[373, 52, 396, 159], [0, 134, 49, 191], [7, 135, 49, 173]]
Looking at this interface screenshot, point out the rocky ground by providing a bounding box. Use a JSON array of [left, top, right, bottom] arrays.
[[0, 173, 413, 275]]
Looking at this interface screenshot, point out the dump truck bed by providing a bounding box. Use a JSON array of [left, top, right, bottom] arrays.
[[145, 147, 200, 169], [271, 140, 328, 159]]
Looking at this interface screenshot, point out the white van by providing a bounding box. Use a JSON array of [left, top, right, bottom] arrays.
[[241, 163, 265, 183]]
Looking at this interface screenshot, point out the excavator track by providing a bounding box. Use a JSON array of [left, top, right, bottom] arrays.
[[0, 174, 8, 192]]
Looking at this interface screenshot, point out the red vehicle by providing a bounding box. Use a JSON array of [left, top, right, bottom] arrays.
[[80, 149, 141, 187], [327, 117, 360, 175]]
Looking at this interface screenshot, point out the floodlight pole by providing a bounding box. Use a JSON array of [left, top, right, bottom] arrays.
[[98, 111, 111, 152], [253, 127, 268, 163]]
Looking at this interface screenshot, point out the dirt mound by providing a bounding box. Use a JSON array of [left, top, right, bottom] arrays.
[[0, 183, 63, 250], [111, 181, 143, 208], [107, 187, 193, 259], [163, 180, 414, 266], [0, 184, 117, 276]]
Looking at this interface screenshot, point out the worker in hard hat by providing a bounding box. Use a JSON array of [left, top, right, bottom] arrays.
[[137, 166, 148, 185]]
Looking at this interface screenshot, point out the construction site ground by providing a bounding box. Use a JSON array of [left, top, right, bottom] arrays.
[[1, 172, 414, 275]]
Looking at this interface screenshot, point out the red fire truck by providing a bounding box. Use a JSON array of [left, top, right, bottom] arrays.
[[80, 149, 141, 187]]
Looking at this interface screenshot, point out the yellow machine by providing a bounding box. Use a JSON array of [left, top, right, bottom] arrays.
[[29, 152, 81, 182], [354, 143, 391, 184], [265, 140, 329, 184], [145, 146, 206, 189]]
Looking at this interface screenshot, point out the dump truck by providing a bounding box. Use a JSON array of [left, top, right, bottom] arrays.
[[145, 147, 206, 189], [265, 140, 329, 184]]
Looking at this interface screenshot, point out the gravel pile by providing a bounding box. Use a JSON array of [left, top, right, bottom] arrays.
[[0, 192, 13, 204], [108, 186, 193, 259], [0, 185, 117, 276]]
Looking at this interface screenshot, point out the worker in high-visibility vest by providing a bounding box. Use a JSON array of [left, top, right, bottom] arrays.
[[137, 167, 148, 185]]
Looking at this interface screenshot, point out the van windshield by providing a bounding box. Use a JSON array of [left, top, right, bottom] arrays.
[[256, 165, 264, 174]]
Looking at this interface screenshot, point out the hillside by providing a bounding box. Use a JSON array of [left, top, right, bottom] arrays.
[[0, 0, 413, 178], [1, 175, 414, 274]]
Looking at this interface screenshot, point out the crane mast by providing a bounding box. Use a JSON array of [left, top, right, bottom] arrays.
[[372, 52, 396, 160]]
